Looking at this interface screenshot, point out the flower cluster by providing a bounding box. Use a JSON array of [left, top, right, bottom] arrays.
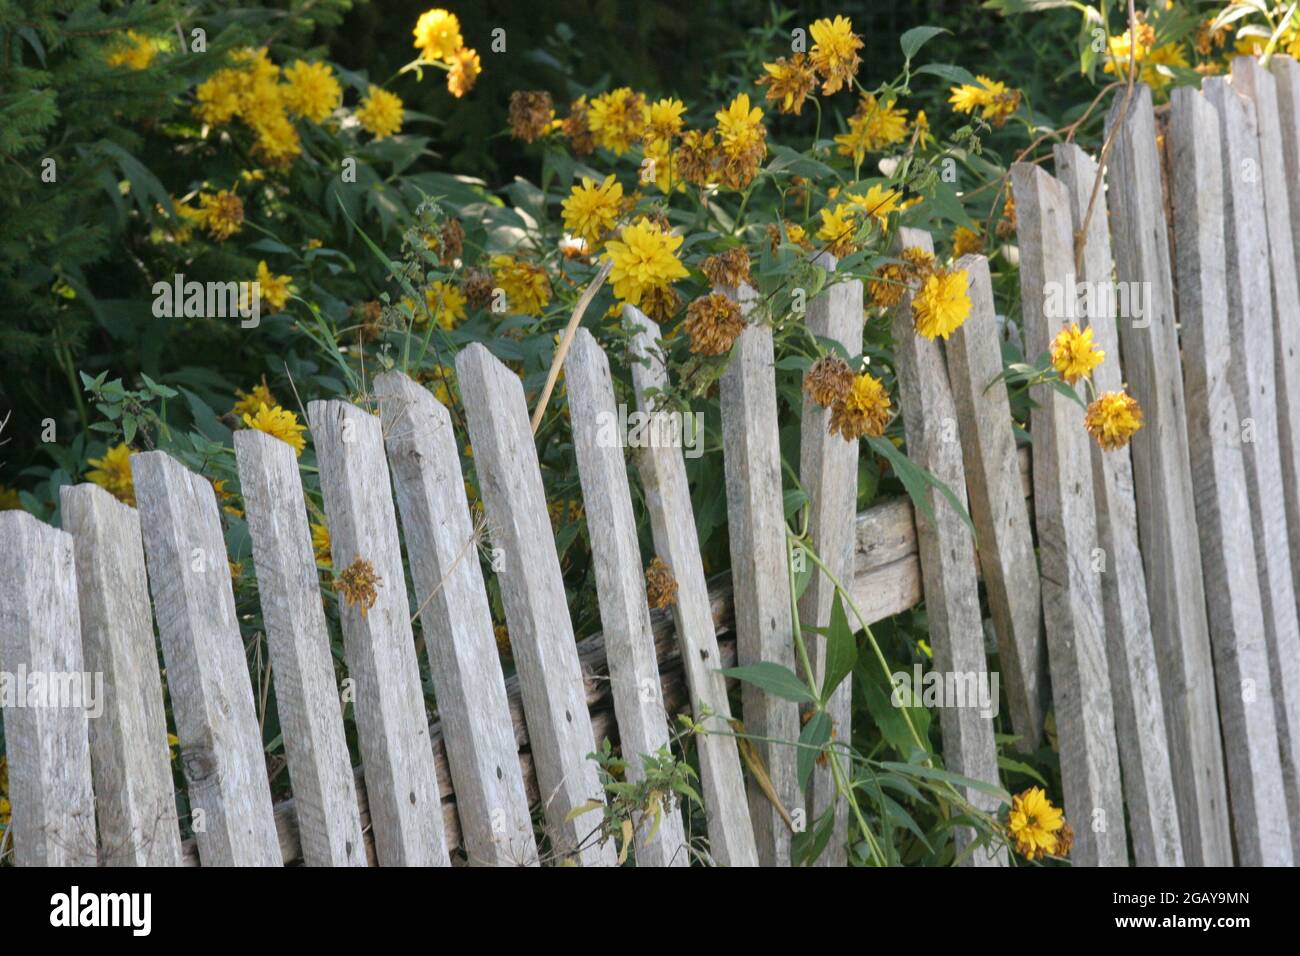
[[1007, 787, 1071, 861], [412, 8, 482, 98]]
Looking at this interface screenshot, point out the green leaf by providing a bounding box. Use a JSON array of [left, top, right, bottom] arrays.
[[878, 761, 1012, 805], [997, 754, 1048, 787], [820, 592, 857, 703], [867, 435, 976, 538], [901, 26, 949, 60], [791, 805, 837, 866], [913, 63, 978, 87], [797, 711, 831, 789], [718, 662, 815, 704]]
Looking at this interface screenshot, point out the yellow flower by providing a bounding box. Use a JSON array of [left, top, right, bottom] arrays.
[[715, 93, 766, 161], [1050, 323, 1105, 384], [809, 15, 863, 95], [829, 371, 892, 441], [589, 87, 647, 155], [232, 381, 277, 418], [834, 94, 909, 163], [603, 219, 689, 306], [242, 403, 307, 456], [195, 68, 244, 126], [447, 47, 481, 98], [562, 175, 624, 245], [198, 190, 244, 240], [413, 8, 464, 62], [1008, 787, 1065, 861], [255, 261, 295, 313], [911, 268, 971, 340], [952, 226, 983, 257], [0, 485, 21, 510], [0, 756, 10, 826], [356, 85, 404, 140], [489, 255, 552, 316], [645, 557, 678, 610], [642, 136, 683, 195], [757, 53, 818, 115], [1104, 34, 1188, 90], [310, 521, 332, 569], [1085, 390, 1144, 451], [948, 74, 1021, 126], [86, 443, 136, 506], [106, 30, 161, 70], [848, 183, 904, 226], [646, 98, 687, 140], [817, 204, 859, 257], [282, 60, 342, 122], [422, 281, 468, 330]]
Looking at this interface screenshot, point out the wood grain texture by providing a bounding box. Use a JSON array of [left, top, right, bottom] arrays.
[[1053, 143, 1184, 867], [307, 401, 450, 867], [1104, 85, 1232, 866], [373, 370, 539, 867], [233, 429, 367, 867], [60, 484, 182, 867], [717, 286, 800, 867], [1167, 86, 1294, 865], [626, 306, 759, 867], [796, 252, 861, 866], [455, 343, 618, 866], [944, 253, 1047, 754], [891, 227, 1006, 867], [131, 451, 282, 866], [564, 329, 690, 867], [1010, 167, 1127, 867], [0, 511, 98, 866]]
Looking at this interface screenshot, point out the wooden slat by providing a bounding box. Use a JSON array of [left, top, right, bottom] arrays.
[[0, 512, 98, 866], [455, 343, 618, 866], [306, 401, 450, 867], [1052, 142, 1184, 867], [796, 252, 860, 866], [1010, 167, 1127, 867], [564, 328, 690, 867], [717, 286, 800, 867], [131, 451, 281, 866], [1167, 86, 1295, 865], [1104, 85, 1232, 866], [60, 484, 181, 866], [944, 252, 1047, 753], [891, 227, 1006, 867], [373, 370, 539, 867], [233, 429, 367, 867], [625, 306, 759, 867]]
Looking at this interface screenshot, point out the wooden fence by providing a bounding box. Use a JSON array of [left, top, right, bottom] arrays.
[[3, 67, 1300, 866]]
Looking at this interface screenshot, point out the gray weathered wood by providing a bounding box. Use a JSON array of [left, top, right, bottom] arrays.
[[626, 306, 760, 867], [0, 512, 98, 866], [944, 252, 1047, 754], [233, 429, 367, 867], [717, 285, 800, 867], [796, 252, 860, 866], [306, 401, 450, 867], [373, 370, 539, 867], [891, 227, 1006, 867], [1010, 167, 1127, 867], [131, 451, 282, 866], [1104, 85, 1232, 866], [1053, 142, 1184, 867], [564, 329, 690, 867], [60, 484, 181, 866], [1168, 86, 1294, 865], [455, 343, 618, 866]]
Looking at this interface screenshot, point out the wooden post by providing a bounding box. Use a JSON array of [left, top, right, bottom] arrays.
[[1053, 142, 1184, 867], [944, 252, 1047, 753], [455, 343, 618, 866], [1167, 85, 1294, 865], [626, 307, 760, 867], [61, 484, 182, 866], [717, 286, 800, 867], [1104, 85, 1232, 866], [233, 430, 367, 867], [796, 252, 861, 866], [891, 227, 1006, 867], [1010, 166, 1128, 867], [131, 451, 282, 866], [374, 370, 539, 867], [307, 401, 451, 867], [564, 329, 690, 867], [0, 512, 98, 866]]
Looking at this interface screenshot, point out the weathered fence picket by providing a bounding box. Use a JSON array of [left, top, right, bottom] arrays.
[[131, 451, 281, 866], [1053, 143, 1183, 867], [626, 306, 760, 868], [1167, 86, 1295, 866], [1010, 165, 1127, 867], [374, 370, 539, 867], [0, 512, 98, 866], [233, 429, 367, 867], [891, 227, 1005, 867], [456, 343, 619, 867], [944, 252, 1047, 754], [60, 484, 181, 867], [1104, 85, 1233, 866], [307, 401, 450, 867], [565, 328, 690, 867], [717, 285, 800, 868]]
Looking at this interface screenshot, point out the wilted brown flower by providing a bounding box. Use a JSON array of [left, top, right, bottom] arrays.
[[1053, 820, 1074, 859], [645, 556, 678, 610], [358, 300, 385, 341], [561, 96, 594, 156], [335, 558, 382, 617], [675, 129, 719, 186], [436, 218, 464, 265], [639, 282, 682, 324], [460, 267, 494, 311], [996, 192, 1017, 240], [508, 90, 554, 143], [701, 247, 752, 289], [803, 355, 855, 407], [829, 372, 892, 441], [684, 292, 745, 355], [868, 247, 934, 309], [756, 53, 818, 116]]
